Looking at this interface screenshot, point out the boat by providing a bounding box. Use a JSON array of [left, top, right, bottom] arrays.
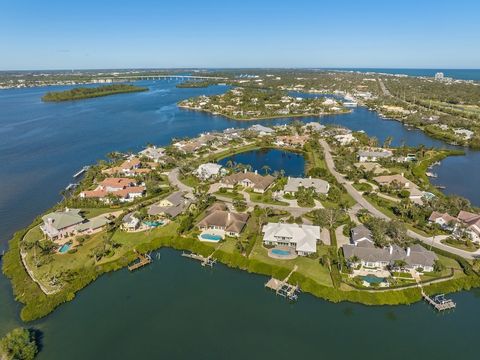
[[73, 165, 90, 178], [426, 172, 438, 178]]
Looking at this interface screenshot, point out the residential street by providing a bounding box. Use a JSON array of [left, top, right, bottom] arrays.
[[319, 139, 480, 259]]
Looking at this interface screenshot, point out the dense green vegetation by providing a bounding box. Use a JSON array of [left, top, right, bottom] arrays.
[[0, 328, 38, 360], [42, 84, 147, 102]]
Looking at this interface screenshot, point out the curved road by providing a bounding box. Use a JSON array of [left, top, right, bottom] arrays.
[[319, 139, 479, 260]]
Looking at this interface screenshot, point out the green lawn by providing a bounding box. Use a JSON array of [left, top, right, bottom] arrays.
[[214, 190, 245, 201], [248, 190, 289, 206], [249, 239, 333, 287]]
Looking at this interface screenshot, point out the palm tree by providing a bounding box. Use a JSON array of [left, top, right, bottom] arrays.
[[261, 165, 271, 175]]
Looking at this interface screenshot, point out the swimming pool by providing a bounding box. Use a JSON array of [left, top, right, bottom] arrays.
[[200, 233, 223, 242], [143, 221, 164, 227], [362, 275, 385, 284], [59, 243, 71, 254], [271, 249, 292, 256]]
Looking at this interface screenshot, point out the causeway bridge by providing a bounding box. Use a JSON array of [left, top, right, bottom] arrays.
[[104, 75, 228, 81]]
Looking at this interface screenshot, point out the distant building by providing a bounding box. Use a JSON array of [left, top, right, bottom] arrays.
[[148, 191, 190, 218], [358, 149, 393, 162], [435, 72, 444, 81], [248, 124, 274, 135]]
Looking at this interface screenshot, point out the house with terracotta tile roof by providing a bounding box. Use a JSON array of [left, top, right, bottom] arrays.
[[79, 177, 145, 203]]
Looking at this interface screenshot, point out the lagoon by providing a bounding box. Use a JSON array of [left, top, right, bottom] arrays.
[[218, 148, 305, 177], [0, 79, 480, 359]]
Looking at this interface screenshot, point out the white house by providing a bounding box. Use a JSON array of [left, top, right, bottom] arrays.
[[284, 176, 330, 195], [195, 163, 225, 180], [334, 133, 356, 145], [357, 149, 393, 162], [262, 223, 320, 256]]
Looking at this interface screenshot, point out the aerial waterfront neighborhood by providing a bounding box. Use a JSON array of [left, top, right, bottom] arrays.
[[9, 110, 480, 326]]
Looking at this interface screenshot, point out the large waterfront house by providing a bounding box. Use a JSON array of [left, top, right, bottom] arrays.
[[357, 149, 393, 162], [334, 133, 356, 145], [284, 176, 330, 195], [342, 243, 437, 272], [194, 163, 225, 180], [350, 224, 374, 245], [221, 170, 275, 193], [197, 203, 249, 237], [40, 208, 111, 240], [262, 223, 320, 256], [40, 208, 85, 240], [275, 135, 309, 148], [80, 177, 146, 203], [148, 191, 190, 218]]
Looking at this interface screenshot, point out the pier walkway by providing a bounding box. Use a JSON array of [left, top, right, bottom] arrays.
[[265, 265, 299, 301]]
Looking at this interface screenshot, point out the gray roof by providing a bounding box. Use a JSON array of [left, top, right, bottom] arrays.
[[75, 216, 110, 232], [351, 225, 373, 243], [249, 124, 274, 133], [358, 150, 392, 158], [148, 192, 189, 218], [342, 244, 437, 268], [42, 209, 84, 231], [284, 177, 329, 194]]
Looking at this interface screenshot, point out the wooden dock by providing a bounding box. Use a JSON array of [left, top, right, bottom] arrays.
[[181, 252, 217, 267], [128, 253, 152, 271], [265, 265, 299, 301], [422, 291, 456, 311]]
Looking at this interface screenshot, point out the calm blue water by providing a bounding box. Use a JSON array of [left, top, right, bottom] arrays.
[[218, 149, 306, 177], [1, 79, 480, 359], [325, 68, 480, 81]]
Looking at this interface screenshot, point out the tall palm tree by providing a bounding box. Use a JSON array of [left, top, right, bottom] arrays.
[[261, 165, 271, 175]]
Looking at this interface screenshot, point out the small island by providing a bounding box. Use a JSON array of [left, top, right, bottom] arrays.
[[178, 88, 350, 120], [41, 84, 148, 102]]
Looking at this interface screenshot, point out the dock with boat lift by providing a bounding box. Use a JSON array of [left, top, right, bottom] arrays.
[[181, 252, 217, 267], [265, 265, 299, 301], [422, 290, 456, 311]]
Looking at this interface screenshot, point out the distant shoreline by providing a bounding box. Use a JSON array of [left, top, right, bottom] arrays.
[[178, 104, 351, 121], [41, 84, 148, 102]]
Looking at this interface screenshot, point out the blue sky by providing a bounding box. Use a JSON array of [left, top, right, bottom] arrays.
[[1, 0, 479, 70]]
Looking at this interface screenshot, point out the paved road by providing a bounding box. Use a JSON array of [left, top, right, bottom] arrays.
[[378, 77, 391, 96], [168, 168, 194, 196], [319, 139, 479, 259]]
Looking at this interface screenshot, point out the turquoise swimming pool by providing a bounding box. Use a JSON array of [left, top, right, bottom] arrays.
[[200, 233, 222, 241], [271, 249, 291, 256], [59, 243, 71, 254], [362, 275, 385, 284], [143, 220, 164, 227]]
